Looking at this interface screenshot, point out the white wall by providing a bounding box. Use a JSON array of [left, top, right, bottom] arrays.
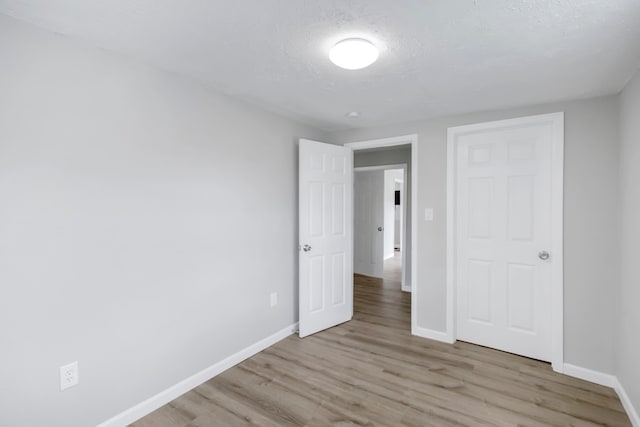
[[0, 15, 326, 427], [383, 169, 403, 259], [618, 68, 640, 415], [333, 96, 621, 375]]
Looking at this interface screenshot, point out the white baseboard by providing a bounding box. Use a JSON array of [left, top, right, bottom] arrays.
[[615, 378, 640, 427], [96, 322, 299, 427], [563, 363, 639, 427], [95, 327, 639, 427], [562, 363, 617, 388], [412, 325, 455, 344]]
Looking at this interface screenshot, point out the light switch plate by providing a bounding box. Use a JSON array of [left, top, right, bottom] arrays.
[[424, 208, 434, 221]]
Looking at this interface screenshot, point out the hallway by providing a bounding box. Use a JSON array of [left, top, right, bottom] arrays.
[[354, 251, 409, 332]]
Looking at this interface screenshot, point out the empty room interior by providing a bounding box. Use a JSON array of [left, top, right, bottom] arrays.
[[2, 1, 640, 426]]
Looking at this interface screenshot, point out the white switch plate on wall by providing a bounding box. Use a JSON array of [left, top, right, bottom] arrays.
[[270, 292, 278, 307], [60, 361, 79, 391], [424, 208, 434, 221]]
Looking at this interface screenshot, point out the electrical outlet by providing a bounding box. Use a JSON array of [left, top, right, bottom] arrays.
[[270, 292, 278, 307], [60, 361, 79, 391]]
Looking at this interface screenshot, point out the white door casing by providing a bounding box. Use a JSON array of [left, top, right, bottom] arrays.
[[354, 169, 384, 278], [448, 113, 564, 366], [299, 139, 353, 338]]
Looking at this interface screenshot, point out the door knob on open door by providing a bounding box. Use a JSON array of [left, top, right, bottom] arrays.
[[538, 251, 550, 260], [377, 226, 383, 231], [302, 245, 312, 252]]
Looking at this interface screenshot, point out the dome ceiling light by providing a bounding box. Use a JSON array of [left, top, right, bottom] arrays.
[[329, 38, 379, 70]]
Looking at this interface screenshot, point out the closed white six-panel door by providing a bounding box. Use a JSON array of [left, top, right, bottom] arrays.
[[299, 139, 353, 338], [454, 120, 555, 361], [354, 170, 384, 278]]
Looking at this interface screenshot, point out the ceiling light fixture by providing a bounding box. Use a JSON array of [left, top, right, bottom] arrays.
[[329, 38, 379, 70], [346, 111, 360, 118]]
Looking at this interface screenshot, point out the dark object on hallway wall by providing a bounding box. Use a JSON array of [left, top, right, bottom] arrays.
[[394, 190, 400, 206]]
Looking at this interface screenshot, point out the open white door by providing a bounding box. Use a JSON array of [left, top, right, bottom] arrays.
[[299, 139, 353, 338], [354, 170, 384, 278]]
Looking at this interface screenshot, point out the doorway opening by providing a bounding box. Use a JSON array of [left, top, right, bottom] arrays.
[[297, 135, 418, 338], [346, 135, 418, 334], [387, 169, 405, 288], [354, 165, 407, 291]]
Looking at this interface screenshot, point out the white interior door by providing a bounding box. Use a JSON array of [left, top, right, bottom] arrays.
[[299, 139, 353, 338], [354, 170, 384, 278], [454, 118, 556, 362]]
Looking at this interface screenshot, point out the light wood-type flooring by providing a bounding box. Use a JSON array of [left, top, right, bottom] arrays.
[[132, 252, 631, 426]]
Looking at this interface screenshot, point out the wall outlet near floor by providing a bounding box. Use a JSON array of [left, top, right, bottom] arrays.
[[60, 361, 79, 391], [270, 292, 278, 307]]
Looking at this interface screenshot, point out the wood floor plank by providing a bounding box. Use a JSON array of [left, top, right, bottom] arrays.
[[131, 253, 631, 427]]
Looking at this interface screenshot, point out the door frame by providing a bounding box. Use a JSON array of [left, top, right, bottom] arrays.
[[354, 164, 409, 291], [446, 113, 564, 372], [345, 134, 419, 334]]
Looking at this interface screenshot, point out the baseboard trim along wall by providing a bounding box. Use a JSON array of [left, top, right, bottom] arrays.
[[616, 379, 640, 427], [563, 363, 639, 427], [562, 363, 617, 387], [412, 325, 455, 344], [96, 322, 299, 427], [96, 329, 638, 427]]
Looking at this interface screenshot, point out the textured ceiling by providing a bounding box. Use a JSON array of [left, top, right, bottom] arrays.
[[2, 0, 640, 131]]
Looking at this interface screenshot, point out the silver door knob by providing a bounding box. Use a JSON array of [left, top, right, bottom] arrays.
[[377, 226, 383, 231], [302, 245, 312, 252], [538, 251, 550, 260]]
